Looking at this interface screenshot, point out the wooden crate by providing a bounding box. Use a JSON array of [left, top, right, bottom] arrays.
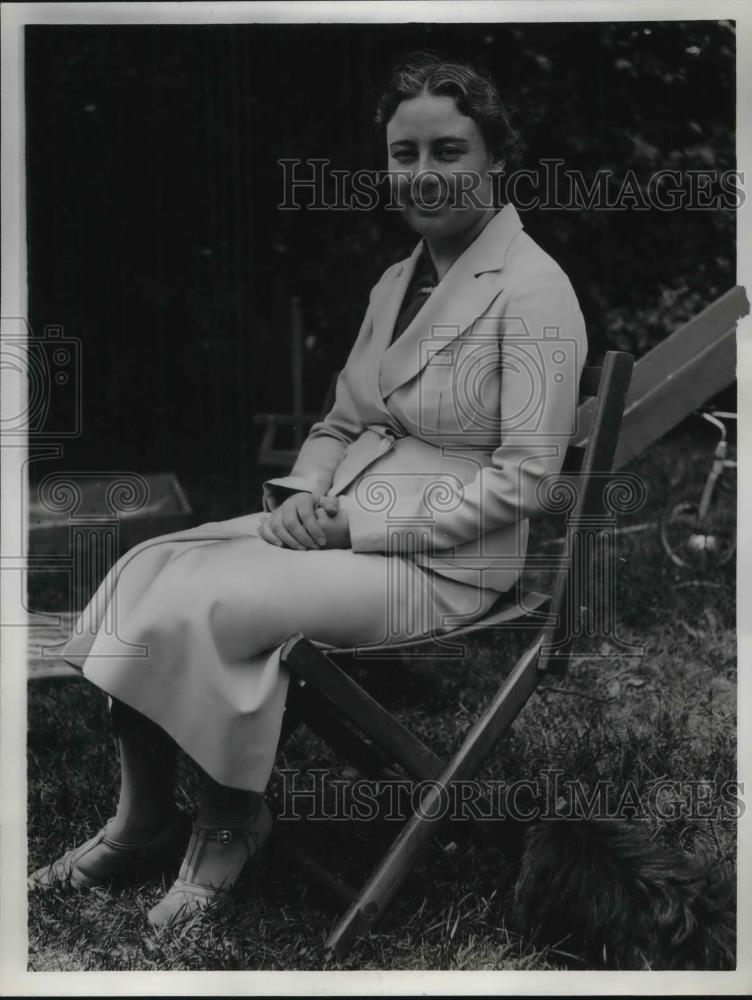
[[25, 473, 194, 679], [28, 471, 194, 555]]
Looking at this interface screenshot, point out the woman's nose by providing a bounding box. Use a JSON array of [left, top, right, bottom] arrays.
[[411, 164, 446, 203], [412, 152, 440, 179]]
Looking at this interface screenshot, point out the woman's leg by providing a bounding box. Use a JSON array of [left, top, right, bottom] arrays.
[[29, 699, 189, 889], [196, 773, 264, 828], [107, 698, 180, 842], [146, 772, 270, 926]]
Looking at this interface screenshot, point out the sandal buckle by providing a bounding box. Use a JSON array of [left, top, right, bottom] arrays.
[[217, 829, 234, 845]]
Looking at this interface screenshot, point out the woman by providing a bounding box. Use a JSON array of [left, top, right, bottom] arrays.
[[30, 52, 587, 927]]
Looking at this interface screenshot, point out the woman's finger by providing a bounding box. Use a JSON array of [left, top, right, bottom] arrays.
[[257, 518, 283, 546], [296, 497, 327, 547], [319, 496, 340, 517], [280, 509, 319, 549], [262, 512, 297, 549], [271, 514, 308, 550]]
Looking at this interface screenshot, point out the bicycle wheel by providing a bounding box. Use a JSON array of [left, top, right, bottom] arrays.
[[660, 489, 736, 570]]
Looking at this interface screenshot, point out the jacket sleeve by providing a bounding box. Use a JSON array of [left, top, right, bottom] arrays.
[[261, 282, 380, 512], [347, 267, 588, 552]]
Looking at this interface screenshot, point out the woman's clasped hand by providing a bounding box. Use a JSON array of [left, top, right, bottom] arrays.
[[258, 492, 351, 550]]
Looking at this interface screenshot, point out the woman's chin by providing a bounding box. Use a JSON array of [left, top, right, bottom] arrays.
[[403, 205, 489, 241], [403, 206, 455, 237]]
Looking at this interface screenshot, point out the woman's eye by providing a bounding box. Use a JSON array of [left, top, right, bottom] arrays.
[[437, 148, 463, 161], [391, 150, 416, 163]]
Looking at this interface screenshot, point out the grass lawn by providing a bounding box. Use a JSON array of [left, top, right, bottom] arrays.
[[26, 423, 737, 971]]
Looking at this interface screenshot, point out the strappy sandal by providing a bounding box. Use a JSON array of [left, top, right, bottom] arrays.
[[147, 800, 274, 927], [28, 810, 191, 891]]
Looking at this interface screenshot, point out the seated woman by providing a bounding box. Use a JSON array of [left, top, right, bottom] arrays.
[[29, 51, 587, 927]]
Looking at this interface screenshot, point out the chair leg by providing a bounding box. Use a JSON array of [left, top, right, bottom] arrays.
[[285, 635, 534, 841], [325, 639, 543, 957], [285, 676, 403, 780], [281, 635, 446, 779]]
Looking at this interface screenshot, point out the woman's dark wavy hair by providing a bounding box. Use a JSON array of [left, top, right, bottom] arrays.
[[374, 50, 524, 170]]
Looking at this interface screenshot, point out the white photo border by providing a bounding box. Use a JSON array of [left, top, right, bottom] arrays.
[[2, 1, 750, 995]]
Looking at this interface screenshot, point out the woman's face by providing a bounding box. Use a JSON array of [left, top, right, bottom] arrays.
[[386, 91, 502, 240]]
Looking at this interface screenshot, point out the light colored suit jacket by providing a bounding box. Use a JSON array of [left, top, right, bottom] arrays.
[[263, 204, 588, 593]]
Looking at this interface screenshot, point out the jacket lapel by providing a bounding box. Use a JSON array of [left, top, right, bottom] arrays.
[[370, 241, 422, 358], [378, 204, 524, 400]]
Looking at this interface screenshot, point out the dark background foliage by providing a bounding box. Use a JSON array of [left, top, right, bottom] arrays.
[[25, 20, 736, 519]]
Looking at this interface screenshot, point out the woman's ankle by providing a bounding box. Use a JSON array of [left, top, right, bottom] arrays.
[[107, 803, 181, 844], [196, 775, 264, 830]]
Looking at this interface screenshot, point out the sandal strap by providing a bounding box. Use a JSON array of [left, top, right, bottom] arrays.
[[101, 831, 161, 851], [100, 812, 185, 851], [193, 805, 273, 845], [197, 827, 257, 845]]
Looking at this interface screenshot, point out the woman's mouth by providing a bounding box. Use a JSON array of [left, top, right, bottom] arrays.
[[409, 197, 444, 212]]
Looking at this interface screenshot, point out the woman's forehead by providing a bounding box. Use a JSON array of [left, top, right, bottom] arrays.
[[386, 92, 481, 143]]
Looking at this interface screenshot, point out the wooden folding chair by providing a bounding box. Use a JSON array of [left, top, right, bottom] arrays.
[[275, 349, 634, 956]]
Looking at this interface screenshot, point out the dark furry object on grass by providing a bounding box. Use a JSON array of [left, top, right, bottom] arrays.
[[512, 818, 736, 970]]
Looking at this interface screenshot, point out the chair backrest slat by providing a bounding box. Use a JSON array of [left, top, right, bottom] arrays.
[[578, 365, 602, 399], [560, 444, 585, 476], [540, 351, 634, 675]]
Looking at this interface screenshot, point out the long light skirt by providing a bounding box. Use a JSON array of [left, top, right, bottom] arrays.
[[62, 511, 499, 791]]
